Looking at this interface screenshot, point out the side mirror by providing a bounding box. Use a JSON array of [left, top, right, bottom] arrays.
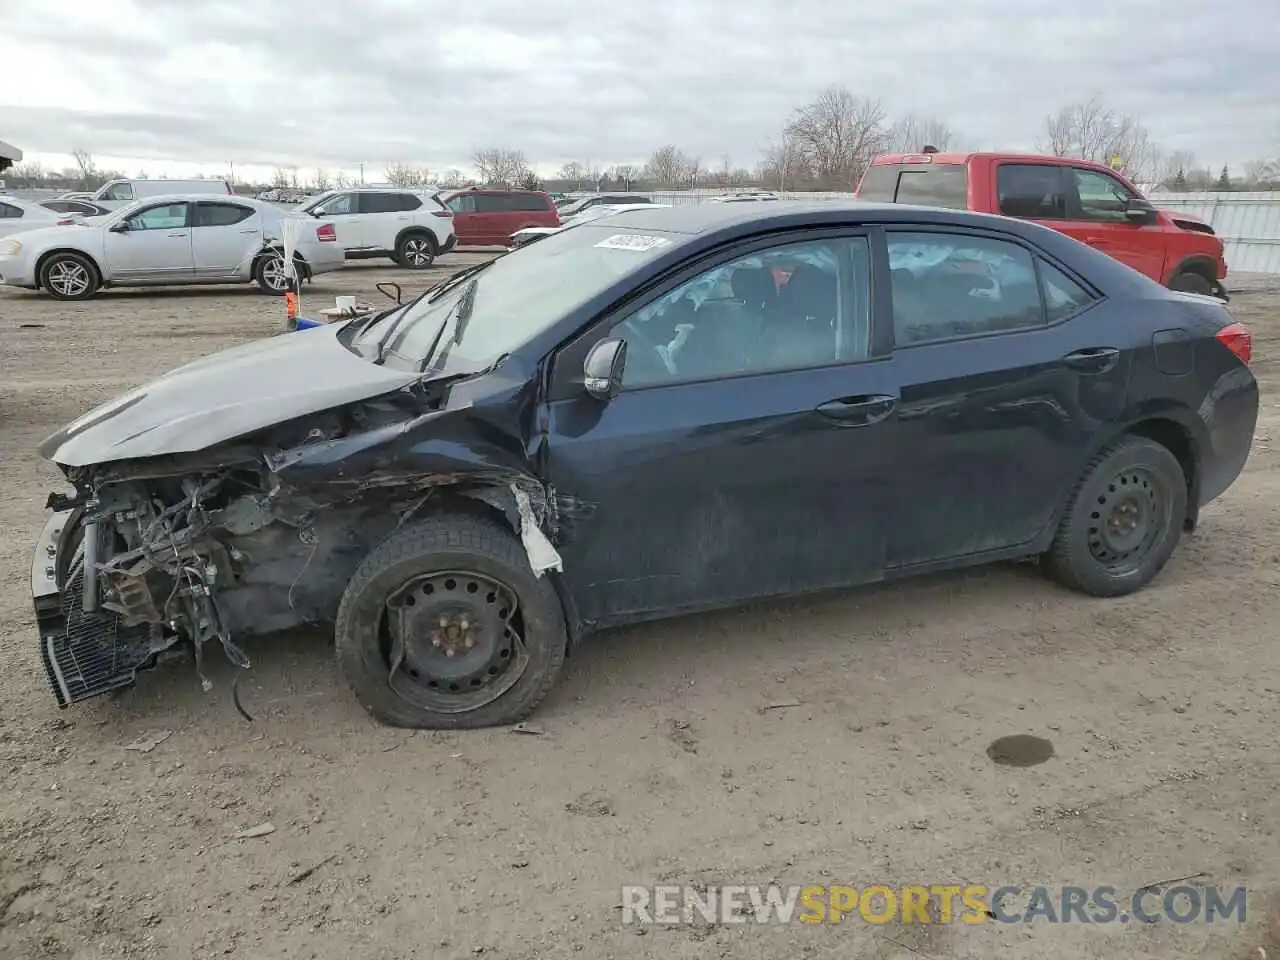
[[1124, 197, 1157, 223], [583, 338, 627, 400], [109, 221, 129, 233]]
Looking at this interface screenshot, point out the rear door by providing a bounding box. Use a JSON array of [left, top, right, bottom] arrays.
[[104, 201, 194, 281], [358, 191, 416, 250], [883, 225, 1126, 569], [191, 201, 261, 277], [445, 192, 479, 244]]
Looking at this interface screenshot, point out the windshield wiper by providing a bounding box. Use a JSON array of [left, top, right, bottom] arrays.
[[420, 279, 479, 373], [425, 258, 494, 303], [369, 289, 431, 365]]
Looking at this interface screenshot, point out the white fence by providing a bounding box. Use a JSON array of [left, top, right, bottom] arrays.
[[646, 189, 1280, 276]]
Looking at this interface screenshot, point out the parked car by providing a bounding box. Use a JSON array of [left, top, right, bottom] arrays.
[[508, 202, 669, 248], [0, 196, 67, 237], [39, 198, 113, 218], [86, 177, 235, 210], [0, 194, 343, 300], [856, 151, 1229, 298], [709, 191, 779, 202], [442, 187, 559, 245], [556, 193, 653, 217], [297, 187, 456, 268], [29, 202, 1257, 729]]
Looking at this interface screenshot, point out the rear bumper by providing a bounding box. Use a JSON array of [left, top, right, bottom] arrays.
[[31, 510, 157, 708], [1199, 365, 1259, 506]]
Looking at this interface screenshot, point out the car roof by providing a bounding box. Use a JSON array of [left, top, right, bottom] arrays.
[[594, 200, 1011, 235]]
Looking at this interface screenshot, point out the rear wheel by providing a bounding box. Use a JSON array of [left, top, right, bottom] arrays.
[[1043, 437, 1187, 597], [395, 232, 436, 269], [1169, 271, 1214, 296], [40, 252, 100, 301], [334, 514, 567, 729]]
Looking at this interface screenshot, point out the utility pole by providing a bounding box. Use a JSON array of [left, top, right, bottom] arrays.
[[359, 162, 365, 185], [228, 161, 235, 187]]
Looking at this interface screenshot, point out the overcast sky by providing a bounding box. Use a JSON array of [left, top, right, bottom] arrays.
[[3, 0, 1277, 182]]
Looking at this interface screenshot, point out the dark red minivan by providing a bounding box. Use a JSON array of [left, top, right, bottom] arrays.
[[442, 188, 560, 246]]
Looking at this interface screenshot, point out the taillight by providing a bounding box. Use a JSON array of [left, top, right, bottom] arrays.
[[1216, 321, 1251, 364], [316, 223, 336, 242]]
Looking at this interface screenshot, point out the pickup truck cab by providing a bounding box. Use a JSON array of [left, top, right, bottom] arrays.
[[856, 151, 1228, 298]]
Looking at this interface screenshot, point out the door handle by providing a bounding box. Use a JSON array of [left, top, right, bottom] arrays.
[[167, 233, 188, 238], [815, 394, 897, 426], [239, 229, 258, 234], [1085, 236, 1113, 246], [1063, 347, 1121, 374]]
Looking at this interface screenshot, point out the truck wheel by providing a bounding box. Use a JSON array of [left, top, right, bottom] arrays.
[[1169, 271, 1214, 296], [395, 232, 436, 269], [334, 514, 568, 729], [1042, 436, 1186, 597], [40, 252, 101, 301]]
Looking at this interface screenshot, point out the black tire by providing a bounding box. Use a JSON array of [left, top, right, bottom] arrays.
[[395, 232, 436, 269], [1043, 436, 1187, 597], [40, 252, 100, 301], [254, 250, 302, 295], [1169, 271, 1214, 296], [334, 513, 567, 729]]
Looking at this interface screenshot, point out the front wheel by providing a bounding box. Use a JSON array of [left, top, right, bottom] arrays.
[[255, 251, 302, 295], [334, 514, 568, 729], [40, 252, 100, 301], [1043, 436, 1187, 597]]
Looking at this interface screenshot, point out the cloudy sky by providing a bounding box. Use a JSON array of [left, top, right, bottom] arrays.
[[3, 0, 1277, 182]]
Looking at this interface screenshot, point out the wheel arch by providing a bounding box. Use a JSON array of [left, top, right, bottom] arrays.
[[1094, 413, 1203, 532], [1168, 254, 1217, 285], [253, 245, 311, 281], [395, 225, 438, 251], [35, 247, 104, 290]]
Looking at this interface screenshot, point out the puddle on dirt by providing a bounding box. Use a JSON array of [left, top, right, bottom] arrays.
[[987, 735, 1055, 767]]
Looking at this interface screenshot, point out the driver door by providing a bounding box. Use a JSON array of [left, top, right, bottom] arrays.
[[103, 201, 194, 282], [312, 192, 364, 251], [543, 228, 899, 627]]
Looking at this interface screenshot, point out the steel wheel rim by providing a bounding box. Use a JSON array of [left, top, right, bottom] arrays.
[[48, 260, 90, 297], [1087, 467, 1168, 575], [261, 256, 287, 290], [404, 238, 432, 266], [384, 570, 529, 714]]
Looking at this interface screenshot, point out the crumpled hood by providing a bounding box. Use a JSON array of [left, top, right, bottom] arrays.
[[40, 324, 420, 467]]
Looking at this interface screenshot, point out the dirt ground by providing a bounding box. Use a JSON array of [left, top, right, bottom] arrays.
[[1, 258, 1278, 960]]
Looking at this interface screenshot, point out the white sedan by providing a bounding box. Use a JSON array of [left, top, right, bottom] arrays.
[[0, 194, 346, 300], [0, 196, 68, 238]]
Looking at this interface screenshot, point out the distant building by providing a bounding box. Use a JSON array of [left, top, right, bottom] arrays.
[[0, 140, 21, 172]]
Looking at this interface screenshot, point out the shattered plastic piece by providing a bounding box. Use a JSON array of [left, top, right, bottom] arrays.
[[510, 484, 563, 577], [124, 730, 173, 753], [233, 822, 275, 839]]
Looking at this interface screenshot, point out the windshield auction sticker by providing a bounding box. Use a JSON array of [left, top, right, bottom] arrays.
[[595, 234, 672, 251]]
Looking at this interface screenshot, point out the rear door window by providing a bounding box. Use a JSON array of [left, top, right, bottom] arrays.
[[512, 193, 550, 212], [195, 202, 255, 227], [996, 164, 1069, 219], [475, 193, 516, 213], [0, 202, 23, 218]]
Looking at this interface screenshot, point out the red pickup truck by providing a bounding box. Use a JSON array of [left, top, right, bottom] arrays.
[[855, 151, 1229, 299]]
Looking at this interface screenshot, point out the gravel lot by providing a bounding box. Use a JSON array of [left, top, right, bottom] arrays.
[[1, 259, 1278, 960]]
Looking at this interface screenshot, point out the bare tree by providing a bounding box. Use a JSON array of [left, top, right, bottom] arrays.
[[334, 171, 351, 189], [70, 149, 98, 188], [288, 168, 300, 190], [760, 137, 804, 191], [8, 161, 44, 187], [313, 168, 333, 191], [440, 168, 467, 188], [612, 164, 639, 189], [681, 155, 702, 188], [1038, 95, 1166, 182], [473, 148, 529, 187], [557, 161, 585, 186], [783, 87, 888, 188], [885, 114, 957, 153], [271, 167, 291, 189], [1243, 158, 1280, 186], [583, 163, 603, 190], [645, 145, 687, 187], [385, 162, 431, 187]]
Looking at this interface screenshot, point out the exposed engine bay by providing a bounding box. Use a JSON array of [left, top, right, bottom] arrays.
[[33, 379, 562, 715]]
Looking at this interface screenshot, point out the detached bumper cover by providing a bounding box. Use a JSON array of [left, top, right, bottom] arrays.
[[31, 511, 155, 708]]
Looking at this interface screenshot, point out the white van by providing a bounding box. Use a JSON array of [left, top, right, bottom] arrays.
[[91, 178, 234, 209]]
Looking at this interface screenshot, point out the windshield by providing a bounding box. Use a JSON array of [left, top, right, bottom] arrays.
[[299, 191, 337, 214], [349, 223, 679, 373]]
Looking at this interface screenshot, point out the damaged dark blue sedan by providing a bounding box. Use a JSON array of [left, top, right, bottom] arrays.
[[32, 202, 1258, 728]]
